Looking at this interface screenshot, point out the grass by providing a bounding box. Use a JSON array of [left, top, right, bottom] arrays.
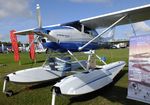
[[0, 48, 148, 105]]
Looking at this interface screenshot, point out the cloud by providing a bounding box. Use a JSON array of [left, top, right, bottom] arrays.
[[0, 0, 32, 19], [69, 0, 111, 3]]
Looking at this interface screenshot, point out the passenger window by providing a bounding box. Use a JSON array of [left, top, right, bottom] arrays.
[[84, 29, 98, 36]]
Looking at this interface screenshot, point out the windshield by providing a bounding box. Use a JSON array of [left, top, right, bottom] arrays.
[[62, 21, 98, 36], [61, 21, 82, 31]]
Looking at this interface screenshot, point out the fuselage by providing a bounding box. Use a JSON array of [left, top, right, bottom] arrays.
[[39, 24, 101, 52]]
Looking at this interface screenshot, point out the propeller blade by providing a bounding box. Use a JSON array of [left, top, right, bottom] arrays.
[[36, 4, 42, 29], [35, 4, 59, 43]]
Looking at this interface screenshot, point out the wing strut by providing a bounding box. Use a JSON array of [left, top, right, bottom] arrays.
[[28, 35, 39, 50], [78, 15, 127, 51], [67, 50, 87, 71], [129, 18, 137, 36]]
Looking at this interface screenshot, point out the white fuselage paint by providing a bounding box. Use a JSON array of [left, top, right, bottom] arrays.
[[49, 27, 96, 43]]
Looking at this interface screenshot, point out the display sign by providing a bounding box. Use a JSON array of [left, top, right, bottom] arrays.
[[127, 35, 150, 104]]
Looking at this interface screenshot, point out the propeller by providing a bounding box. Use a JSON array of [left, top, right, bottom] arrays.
[[35, 4, 59, 42], [27, 4, 42, 50], [28, 4, 59, 50]]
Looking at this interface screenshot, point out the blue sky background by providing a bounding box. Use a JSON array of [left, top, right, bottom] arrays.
[[0, 0, 150, 42]]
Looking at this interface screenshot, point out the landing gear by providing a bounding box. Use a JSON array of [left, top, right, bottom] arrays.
[[51, 89, 56, 105], [3, 76, 14, 97], [50, 50, 108, 105], [5, 90, 14, 97]]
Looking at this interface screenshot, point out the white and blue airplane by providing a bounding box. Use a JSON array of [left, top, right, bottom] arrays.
[[3, 4, 150, 100], [15, 4, 150, 53]]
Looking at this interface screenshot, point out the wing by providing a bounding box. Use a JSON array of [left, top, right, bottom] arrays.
[[14, 24, 60, 35], [14, 25, 60, 42], [14, 4, 150, 36], [15, 28, 35, 35], [80, 4, 150, 29]]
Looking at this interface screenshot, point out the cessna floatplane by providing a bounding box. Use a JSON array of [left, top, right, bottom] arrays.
[[3, 4, 150, 104]]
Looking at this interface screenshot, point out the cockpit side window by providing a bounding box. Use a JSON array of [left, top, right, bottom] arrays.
[[61, 21, 82, 31], [84, 27, 98, 36]]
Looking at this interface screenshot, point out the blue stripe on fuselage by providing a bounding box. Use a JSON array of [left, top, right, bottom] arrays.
[[42, 41, 100, 52]]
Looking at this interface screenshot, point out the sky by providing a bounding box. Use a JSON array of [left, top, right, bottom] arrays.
[[0, 0, 150, 42]]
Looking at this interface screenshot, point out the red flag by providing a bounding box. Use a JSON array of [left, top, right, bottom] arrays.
[[28, 33, 36, 60], [10, 30, 20, 62]]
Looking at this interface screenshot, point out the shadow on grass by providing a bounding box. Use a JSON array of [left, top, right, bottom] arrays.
[[68, 69, 146, 105], [12, 78, 61, 96], [28, 78, 62, 90], [21, 60, 45, 65]]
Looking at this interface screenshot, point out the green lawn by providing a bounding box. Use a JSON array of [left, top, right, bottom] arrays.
[[0, 49, 147, 105]]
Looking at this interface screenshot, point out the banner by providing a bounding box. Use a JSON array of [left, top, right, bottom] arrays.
[[127, 35, 150, 104], [28, 33, 36, 60], [10, 30, 20, 62]]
